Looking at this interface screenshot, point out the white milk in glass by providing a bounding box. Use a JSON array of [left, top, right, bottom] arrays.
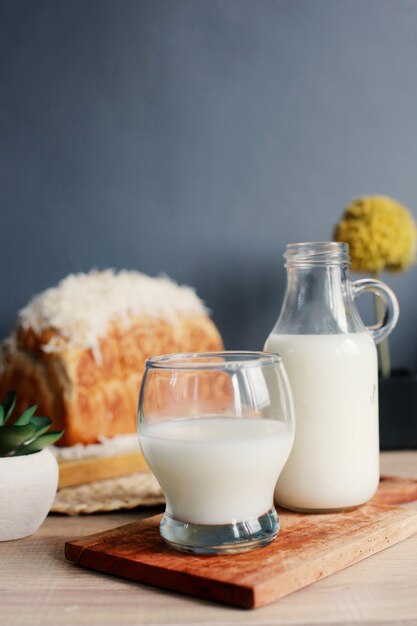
[[139, 417, 293, 525], [265, 332, 379, 511]]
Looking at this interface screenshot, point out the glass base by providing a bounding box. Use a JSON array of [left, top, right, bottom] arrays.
[[160, 508, 279, 555]]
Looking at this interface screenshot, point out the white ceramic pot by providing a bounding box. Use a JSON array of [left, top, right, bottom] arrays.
[[0, 448, 58, 541]]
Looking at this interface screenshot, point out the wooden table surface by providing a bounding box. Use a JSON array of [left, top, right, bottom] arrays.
[[2, 451, 417, 626]]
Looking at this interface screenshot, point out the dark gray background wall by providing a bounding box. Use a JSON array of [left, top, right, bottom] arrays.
[[1, 0, 417, 367]]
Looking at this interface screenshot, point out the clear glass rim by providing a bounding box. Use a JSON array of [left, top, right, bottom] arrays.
[[285, 241, 350, 266], [145, 351, 282, 370]]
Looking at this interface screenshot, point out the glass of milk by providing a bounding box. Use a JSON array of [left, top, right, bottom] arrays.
[[138, 352, 295, 555]]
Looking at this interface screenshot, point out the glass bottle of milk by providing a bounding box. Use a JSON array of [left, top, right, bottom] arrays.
[[264, 242, 399, 512]]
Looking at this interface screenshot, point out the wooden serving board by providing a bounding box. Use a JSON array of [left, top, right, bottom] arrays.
[[65, 477, 417, 609]]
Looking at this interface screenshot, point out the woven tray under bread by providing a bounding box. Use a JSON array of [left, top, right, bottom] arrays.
[[52, 472, 164, 515]]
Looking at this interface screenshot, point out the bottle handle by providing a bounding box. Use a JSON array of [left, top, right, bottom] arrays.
[[352, 278, 400, 345]]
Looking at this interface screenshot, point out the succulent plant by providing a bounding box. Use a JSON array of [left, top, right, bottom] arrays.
[[0, 390, 64, 457]]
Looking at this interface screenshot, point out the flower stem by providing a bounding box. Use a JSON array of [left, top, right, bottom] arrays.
[[374, 271, 391, 378]]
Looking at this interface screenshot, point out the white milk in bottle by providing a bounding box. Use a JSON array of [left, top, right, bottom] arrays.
[[265, 243, 399, 512], [265, 332, 378, 511]]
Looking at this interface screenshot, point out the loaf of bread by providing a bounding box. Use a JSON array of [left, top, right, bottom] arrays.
[[0, 270, 223, 446]]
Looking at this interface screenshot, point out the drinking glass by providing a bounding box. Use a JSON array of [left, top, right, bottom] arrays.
[[138, 351, 295, 555]]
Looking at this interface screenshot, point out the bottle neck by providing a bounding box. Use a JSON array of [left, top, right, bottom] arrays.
[[274, 264, 365, 335]]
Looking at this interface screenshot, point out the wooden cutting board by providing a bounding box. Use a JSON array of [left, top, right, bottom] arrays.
[[65, 477, 417, 609]]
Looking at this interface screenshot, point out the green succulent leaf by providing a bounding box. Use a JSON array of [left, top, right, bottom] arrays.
[[15, 430, 64, 455], [29, 416, 53, 438], [0, 423, 37, 455], [0, 389, 65, 457], [14, 404, 38, 426], [1, 390, 16, 425]]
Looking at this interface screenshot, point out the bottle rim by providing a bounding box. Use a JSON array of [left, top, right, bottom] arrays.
[[285, 242, 350, 266]]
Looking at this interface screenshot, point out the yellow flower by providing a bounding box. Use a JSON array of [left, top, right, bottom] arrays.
[[334, 195, 417, 273]]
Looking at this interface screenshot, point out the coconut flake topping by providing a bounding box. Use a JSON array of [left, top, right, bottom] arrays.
[[19, 269, 208, 360]]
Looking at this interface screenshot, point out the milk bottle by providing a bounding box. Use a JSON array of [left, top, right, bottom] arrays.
[[265, 242, 399, 512]]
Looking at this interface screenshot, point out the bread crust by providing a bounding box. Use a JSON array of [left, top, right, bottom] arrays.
[[0, 314, 223, 445]]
